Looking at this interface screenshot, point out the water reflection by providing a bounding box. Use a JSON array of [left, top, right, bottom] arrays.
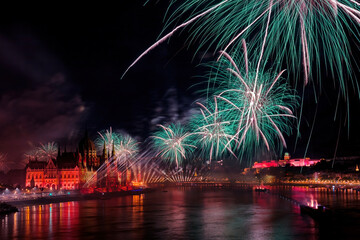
[[1, 201, 80, 239], [3, 187, 358, 239], [270, 186, 360, 209], [131, 194, 144, 230]]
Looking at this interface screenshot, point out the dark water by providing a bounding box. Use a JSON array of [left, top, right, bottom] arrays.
[[272, 186, 360, 239], [1, 188, 315, 240], [1, 187, 359, 240]]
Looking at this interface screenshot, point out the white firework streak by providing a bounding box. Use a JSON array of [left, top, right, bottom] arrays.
[[216, 32, 296, 151], [122, 0, 229, 78], [195, 99, 238, 162], [153, 124, 196, 168], [124, 0, 360, 88]]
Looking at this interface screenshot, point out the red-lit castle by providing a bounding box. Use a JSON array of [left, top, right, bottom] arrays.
[[252, 152, 322, 169]]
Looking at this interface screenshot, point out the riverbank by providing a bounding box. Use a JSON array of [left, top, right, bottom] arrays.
[[3, 188, 155, 207]]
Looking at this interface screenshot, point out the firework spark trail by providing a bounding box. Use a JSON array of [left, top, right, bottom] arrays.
[[83, 147, 171, 187], [255, 0, 273, 87], [162, 166, 198, 182], [139, 162, 166, 183], [24, 149, 39, 161], [37, 142, 58, 160], [191, 99, 237, 162], [152, 123, 196, 168], [204, 42, 298, 161], [126, 151, 169, 184], [242, 39, 249, 78], [84, 129, 140, 187], [25, 142, 58, 161], [96, 127, 140, 160], [83, 155, 120, 188], [300, 102, 319, 173], [96, 127, 118, 152], [158, 0, 360, 94], [115, 135, 140, 160], [220, 6, 272, 59], [332, 118, 343, 168], [300, 10, 310, 85], [87, 150, 207, 185], [121, 0, 229, 78], [84, 155, 133, 188]]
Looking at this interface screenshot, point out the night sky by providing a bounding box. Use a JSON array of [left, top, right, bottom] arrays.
[[1, 2, 360, 168]]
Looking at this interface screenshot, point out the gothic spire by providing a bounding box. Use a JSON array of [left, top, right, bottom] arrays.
[[112, 142, 116, 157], [103, 141, 107, 160], [58, 144, 61, 158]]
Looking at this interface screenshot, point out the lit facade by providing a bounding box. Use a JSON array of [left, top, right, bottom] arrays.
[[253, 153, 321, 169], [25, 131, 110, 190], [26, 160, 81, 190]]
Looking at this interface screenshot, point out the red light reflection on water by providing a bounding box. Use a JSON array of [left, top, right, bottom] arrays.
[[268, 185, 360, 209], [0, 188, 330, 239], [131, 194, 144, 229], [1, 201, 80, 239]]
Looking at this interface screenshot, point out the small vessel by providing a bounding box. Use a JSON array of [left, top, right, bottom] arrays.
[[0, 202, 18, 215], [255, 180, 269, 192], [254, 187, 269, 192], [300, 204, 331, 220]]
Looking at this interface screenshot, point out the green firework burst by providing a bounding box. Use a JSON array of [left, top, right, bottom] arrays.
[[204, 46, 299, 162], [189, 100, 237, 163], [149, 0, 360, 95], [152, 123, 196, 167]]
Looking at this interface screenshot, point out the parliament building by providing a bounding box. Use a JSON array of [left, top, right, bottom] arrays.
[[25, 131, 118, 190]]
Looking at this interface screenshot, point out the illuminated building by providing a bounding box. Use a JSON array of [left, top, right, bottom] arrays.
[[252, 153, 321, 169], [25, 131, 113, 190]]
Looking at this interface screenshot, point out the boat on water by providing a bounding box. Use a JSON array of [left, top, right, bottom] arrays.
[[0, 202, 18, 215], [255, 181, 269, 192], [300, 204, 331, 220], [254, 187, 269, 192]]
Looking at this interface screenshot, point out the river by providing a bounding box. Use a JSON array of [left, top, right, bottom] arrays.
[[1, 187, 360, 239]]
